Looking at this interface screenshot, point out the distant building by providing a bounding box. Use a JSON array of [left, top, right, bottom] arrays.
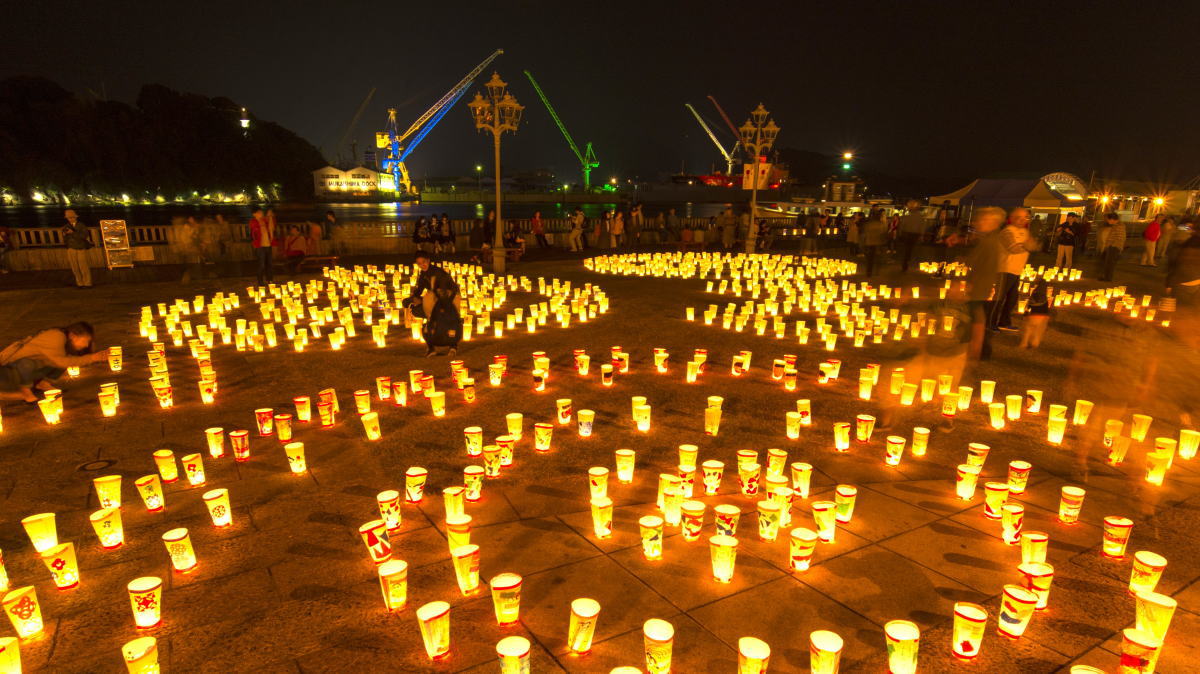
[[312, 166, 394, 198]]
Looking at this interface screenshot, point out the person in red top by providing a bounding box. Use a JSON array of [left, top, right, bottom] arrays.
[[531, 211, 549, 249], [1141, 214, 1162, 266], [249, 206, 275, 286]]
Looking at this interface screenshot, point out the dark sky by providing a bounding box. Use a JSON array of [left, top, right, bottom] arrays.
[[4, 0, 1199, 191]]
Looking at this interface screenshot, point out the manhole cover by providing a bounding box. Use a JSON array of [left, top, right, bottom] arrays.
[[78, 459, 117, 472]]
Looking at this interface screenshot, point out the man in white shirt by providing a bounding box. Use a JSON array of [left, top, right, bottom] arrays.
[[988, 207, 1038, 331]]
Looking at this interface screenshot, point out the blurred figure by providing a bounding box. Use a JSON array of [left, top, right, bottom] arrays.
[[281, 224, 309, 274], [1158, 215, 1177, 262], [0, 322, 107, 403], [248, 206, 274, 286], [1166, 216, 1200, 343], [531, 211, 549, 248], [989, 207, 1037, 331], [897, 200, 927, 271], [1141, 212, 1162, 266], [1019, 275, 1051, 348], [1097, 212, 1126, 282], [610, 210, 624, 248], [860, 209, 887, 276], [568, 208, 584, 251], [962, 207, 1006, 360], [1054, 215, 1077, 268]]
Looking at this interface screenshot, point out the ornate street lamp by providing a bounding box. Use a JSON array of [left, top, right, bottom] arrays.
[[468, 73, 524, 273], [739, 104, 780, 253]]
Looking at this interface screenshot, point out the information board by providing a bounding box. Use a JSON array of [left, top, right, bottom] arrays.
[[99, 219, 133, 269]]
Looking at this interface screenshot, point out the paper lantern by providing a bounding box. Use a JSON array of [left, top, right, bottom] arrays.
[[274, 413, 293, 442], [21, 513, 57, 553], [911, 427, 929, 457], [463, 466, 485, 501], [1058, 486, 1086, 524], [590, 497, 614, 538], [40, 542, 79, 589], [790, 462, 812, 498], [148, 451, 177, 486], [1005, 460, 1031, 494], [979, 380, 996, 404], [811, 501, 837, 542], [988, 402, 1005, 429], [714, 504, 740, 537], [709, 534, 738, 582], [885, 436, 906, 466], [0, 636, 18, 673], [1047, 403, 1067, 421], [957, 386, 973, 410], [884, 620, 919, 674], [639, 515, 664, 561], [996, 584, 1037, 639], [196, 489, 232, 530], [446, 514, 472, 550], [1102, 516, 1134, 559], [576, 354, 591, 376], [99, 388, 119, 416], [378, 559, 408, 611], [833, 422, 851, 451], [757, 501, 782, 541], [643, 618, 674, 674], [736, 450, 759, 469], [375, 376, 392, 400], [1020, 531, 1049, 564], [982, 482, 1009, 520], [121, 636, 158, 673], [94, 475, 122, 509], [2, 587, 42, 640], [496, 435, 516, 467], [358, 520, 392, 564], [201, 427, 226, 459], [601, 364, 614, 386], [90, 508, 124, 548], [738, 463, 761, 497], [108, 346, 123, 371], [127, 576, 162, 629], [809, 630, 843, 674], [416, 601, 451, 660], [1119, 628, 1161, 674], [226, 429, 250, 462], [1177, 428, 1199, 460], [1024, 389, 1042, 414], [568, 598, 602, 654], [673, 500, 703, 541], [588, 467, 610, 500], [293, 396, 312, 422], [955, 464, 981, 500], [1129, 551, 1168, 595], [611, 449, 636, 483], [1130, 413, 1152, 442], [490, 573, 522, 625], [1045, 417, 1067, 446], [578, 409, 595, 437], [1073, 399, 1093, 425], [482, 446, 502, 477], [737, 636, 771, 673], [1001, 504, 1024, 545], [951, 602, 987, 660], [789, 527, 819, 572], [135, 475, 165, 513], [1017, 561, 1054, 610], [528, 422, 553, 452], [899, 383, 917, 406], [496, 636, 530, 673], [392, 381, 410, 406], [786, 412, 802, 439], [161, 528, 197, 572], [1134, 590, 1176, 673], [254, 408, 276, 436], [149, 378, 173, 408], [371, 490, 402, 531], [274, 440, 304, 474], [834, 485, 857, 523], [317, 401, 335, 428], [443, 487, 466, 520], [633, 404, 652, 432], [405, 467, 428, 502], [704, 406, 721, 436], [765, 449, 787, 481], [451, 544, 481, 595]]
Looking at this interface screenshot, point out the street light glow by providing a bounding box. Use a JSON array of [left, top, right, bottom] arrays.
[[842, 151, 854, 160], [610, 177, 617, 185]]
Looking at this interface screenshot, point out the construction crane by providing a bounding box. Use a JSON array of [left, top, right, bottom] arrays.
[[706, 95, 746, 162], [333, 87, 376, 166], [523, 70, 598, 190], [376, 49, 503, 196], [685, 103, 738, 177]]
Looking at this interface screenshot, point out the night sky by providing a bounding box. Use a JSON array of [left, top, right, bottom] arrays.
[[4, 1, 1199, 191]]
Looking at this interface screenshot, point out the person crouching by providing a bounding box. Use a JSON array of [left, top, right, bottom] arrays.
[[403, 251, 463, 357]]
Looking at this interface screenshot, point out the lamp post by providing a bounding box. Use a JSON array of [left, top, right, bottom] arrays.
[[468, 72, 524, 274], [739, 104, 780, 253]]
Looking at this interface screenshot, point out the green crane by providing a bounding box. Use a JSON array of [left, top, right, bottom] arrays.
[[523, 70, 598, 190]]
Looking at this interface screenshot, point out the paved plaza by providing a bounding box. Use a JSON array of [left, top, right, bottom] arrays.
[[0, 253, 1197, 673]]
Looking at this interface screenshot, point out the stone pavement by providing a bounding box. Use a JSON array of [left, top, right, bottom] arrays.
[[0, 254, 1197, 672]]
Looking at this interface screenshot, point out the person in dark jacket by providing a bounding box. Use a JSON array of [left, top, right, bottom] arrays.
[[404, 251, 462, 356], [62, 209, 93, 288]]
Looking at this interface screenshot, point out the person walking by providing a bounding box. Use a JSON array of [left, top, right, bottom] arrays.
[[1097, 212, 1126, 282], [567, 208, 584, 251], [1054, 217, 1076, 268], [594, 211, 606, 248], [1073, 213, 1091, 259], [610, 210, 625, 248], [665, 208, 680, 243], [989, 207, 1037, 332], [0, 322, 107, 402], [846, 212, 863, 256], [1165, 217, 1200, 309], [860, 209, 887, 276], [897, 200, 927, 272], [801, 212, 822, 255], [249, 207, 275, 286], [1158, 216, 1177, 263], [960, 207, 1006, 361], [629, 204, 644, 246], [531, 211, 549, 249], [61, 209, 93, 288], [1141, 214, 1162, 266]]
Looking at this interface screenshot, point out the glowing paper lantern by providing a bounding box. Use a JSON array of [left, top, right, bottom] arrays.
[[738, 636, 771, 673], [885, 435, 906, 465], [790, 527, 819, 572], [135, 475, 165, 512], [1178, 429, 1199, 460], [966, 442, 990, 467], [0, 636, 19, 673], [317, 401, 335, 428], [378, 559, 407, 611], [790, 462, 812, 498], [704, 406, 721, 436], [1058, 486, 1086, 524], [996, 584, 1037, 639], [392, 382, 408, 406], [255, 408, 275, 436], [122, 636, 158, 673], [496, 435, 516, 466], [1001, 504, 1024, 545], [709, 534, 738, 582], [588, 467, 609, 500], [738, 463, 761, 496], [496, 636, 530, 673], [358, 520, 392, 564], [809, 630, 843, 674], [2, 587, 41, 639], [1134, 590, 1176, 673], [99, 388, 119, 416], [955, 464, 981, 500], [812, 501, 837, 542], [151, 449, 177, 484], [884, 619, 920, 674], [567, 598, 603, 654], [590, 497, 613, 538], [556, 398, 573, 425], [1007, 461, 1032, 494], [282, 441, 306, 473], [482, 446, 502, 477], [982, 482, 1009, 520], [988, 402, 1005, 429], [229, 429, 250, 461], [1047, 417, 1067, 445], [1130, 413, 1152, 442], [416, 601, 451, 660], [834, 485, 857, 523], [980, 380, 996, 404], [757, 501, 781, 541], [615, 449, 636, 483], [633, 404, 652, 432], [951, 602, 987, 660], [1017, 561, 1054, 610], [22, 513, 58, 553], [94, 475, 122, 509], [293, 396, 312, 422], [714, 504, 740, 537], [490, 573, 522, 625], [1024, 389, 1042, 414], [202, 489, 232, 527], [274, 413, 293, 442], [1073, 399, 1093, 425], [1020, 531, 1049, 564], [463, 466, 485, 501], [446, 514, 472, 549], [377, 490, 402, 530], [161, 528, 197, 573], [451, 544, 481, 595], [1102, 516, 1134, 558], [640, 515, 664, 560], [40, 542, 79, 589], [701, 460, 725, 495], [90, 508, 124, 548], [1129, 551, 1168, 595], [127, 577, 162, 629], [578, 409, 595, 437], [405, 467, 428, 502], [643, 618, 674, 674], [1119, 628, 1161, 674]]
